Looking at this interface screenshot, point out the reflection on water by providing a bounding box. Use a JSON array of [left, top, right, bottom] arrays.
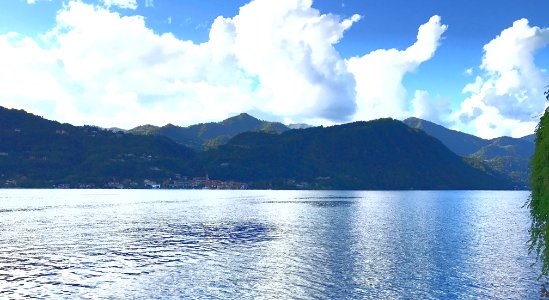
[[264, 200, 357, 207], [0, 189, 539, 299]]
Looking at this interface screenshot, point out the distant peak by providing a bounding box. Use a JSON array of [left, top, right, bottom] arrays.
[[234, 113, 255, 119], [222, 113, 260, 124], [403, 117, 421, 122], [403, 117, 429, 125]]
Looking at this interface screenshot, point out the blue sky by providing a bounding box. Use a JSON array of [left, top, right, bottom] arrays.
[[0, 0, 548, 138]]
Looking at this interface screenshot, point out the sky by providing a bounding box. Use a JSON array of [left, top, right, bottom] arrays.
[[0, 0, 548, 138]]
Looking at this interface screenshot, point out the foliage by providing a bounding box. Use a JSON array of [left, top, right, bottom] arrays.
[[195, 119, 513, 190], [530, 89, 549, 278], [0, 106, 516, 190], [0, 107, 195, 187], [405, 117, 534, 188], [403, 117, 489, 156], [127, 113, 289, 151]]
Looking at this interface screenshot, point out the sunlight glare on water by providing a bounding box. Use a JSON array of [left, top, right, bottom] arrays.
[[0, 189, 539, 299]]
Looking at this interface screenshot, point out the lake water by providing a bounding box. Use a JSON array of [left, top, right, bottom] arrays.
[[0, 189, 540, 299]]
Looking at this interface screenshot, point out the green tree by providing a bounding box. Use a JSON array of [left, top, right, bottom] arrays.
[[530, 86, 549, 279]]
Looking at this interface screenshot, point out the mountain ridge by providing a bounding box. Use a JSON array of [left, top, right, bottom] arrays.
[[0, 106, 196, 188], [403, 117, 533, 188], [0, 106, 521, 189], [127, 113, 290, 150], [194, 118, 514, 190]]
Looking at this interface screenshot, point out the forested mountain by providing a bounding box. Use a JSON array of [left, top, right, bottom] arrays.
[[520, 134, 536, 143], [403, 117, 534, 188], [403, 117, 489, 156], [0, 107, 518, 189], [128, 113, 289, 150], [194, 119, 513, 190], [0, 107, 195, 187]]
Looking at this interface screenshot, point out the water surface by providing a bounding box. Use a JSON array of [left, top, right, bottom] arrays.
[[0, 190, 538, 299]]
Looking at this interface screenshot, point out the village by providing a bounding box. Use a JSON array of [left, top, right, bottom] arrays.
[[64, 175, 248, 190]]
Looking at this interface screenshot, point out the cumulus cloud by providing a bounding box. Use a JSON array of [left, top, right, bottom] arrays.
[[145, 0, 154, 8], [213, 0, 361, 122], [411, 90, 451, 126], [0, 0, 445, 129], [453, 19, 549, 138], [25, 0, 53, 4], [347, 15, 448, 121], [0, 0, 367, 128], [102, 0, 138, 10], [464, 67, 474, 76], [0, 2, 246, 126]]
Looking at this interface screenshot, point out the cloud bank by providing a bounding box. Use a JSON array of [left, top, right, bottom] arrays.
[[347, 15, 447, 121], [0, 0, 448, 129], [453, 19, 549, 138], [102, 0, 138, 10]]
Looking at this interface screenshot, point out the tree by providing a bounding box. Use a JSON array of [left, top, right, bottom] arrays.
[[530, 86, 549, 279]]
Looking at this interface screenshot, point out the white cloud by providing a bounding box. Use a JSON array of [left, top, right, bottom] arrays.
[[453, 19, 549, 138], [145, 0, 154, 8], [0, 0, 363, 128], [347, 15, 448, 121], [102, 0, 138, 10], [213, 0, 361, 122], [25, 0, 53, 4], [411, 90, 451, 126], [464, 67, 474, 76], [0, 0, 445, 130]]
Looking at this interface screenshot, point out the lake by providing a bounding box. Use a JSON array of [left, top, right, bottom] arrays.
[[0, 189, 539, 299]]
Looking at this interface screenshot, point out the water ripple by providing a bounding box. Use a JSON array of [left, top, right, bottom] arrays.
[[0, 190, 540, 299]]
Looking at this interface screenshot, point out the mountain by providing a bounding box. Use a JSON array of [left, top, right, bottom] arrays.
[[403, 117, 534, 188], [0, 107, 195, 188], [194, 119, 513, 190], [107, 127, 127, 133], [127, 124, 160, 135], [128, 113, 290, 151], [403, 117, 489, 156], [470, 136, 534, 160], [0, 107, 520, 190], [520, 134, 536, 143]]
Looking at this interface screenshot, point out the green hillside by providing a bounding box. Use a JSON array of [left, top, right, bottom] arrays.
[[0, 107, 195, 188], [404, 117, 533, 188], [128, 113, 290, 151], [195, 119, 513, 190]]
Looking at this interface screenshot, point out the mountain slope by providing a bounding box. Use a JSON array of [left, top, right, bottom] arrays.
[[403, 117, 534, 188], [520, 134, 536, 143], [0, 107, 195, 187], [128, 113, 290, 150], [403, 117, 489, 156], [471, 136, 534, 160], [195, 119, 513, 190]]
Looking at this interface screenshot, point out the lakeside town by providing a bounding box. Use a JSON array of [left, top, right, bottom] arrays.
[[1, 174, 248, 190], [75, 175, 248, 190]]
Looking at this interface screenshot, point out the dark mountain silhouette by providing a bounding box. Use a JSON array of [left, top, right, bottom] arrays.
[[403, 117, 489, 156], [0, 107, 195, 188], [0, 107, 519, 189], [194, 119, 513, 190], [128, 113, 290, 150], [403, 117, 534, 188], [520, 134, 535, 143]]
